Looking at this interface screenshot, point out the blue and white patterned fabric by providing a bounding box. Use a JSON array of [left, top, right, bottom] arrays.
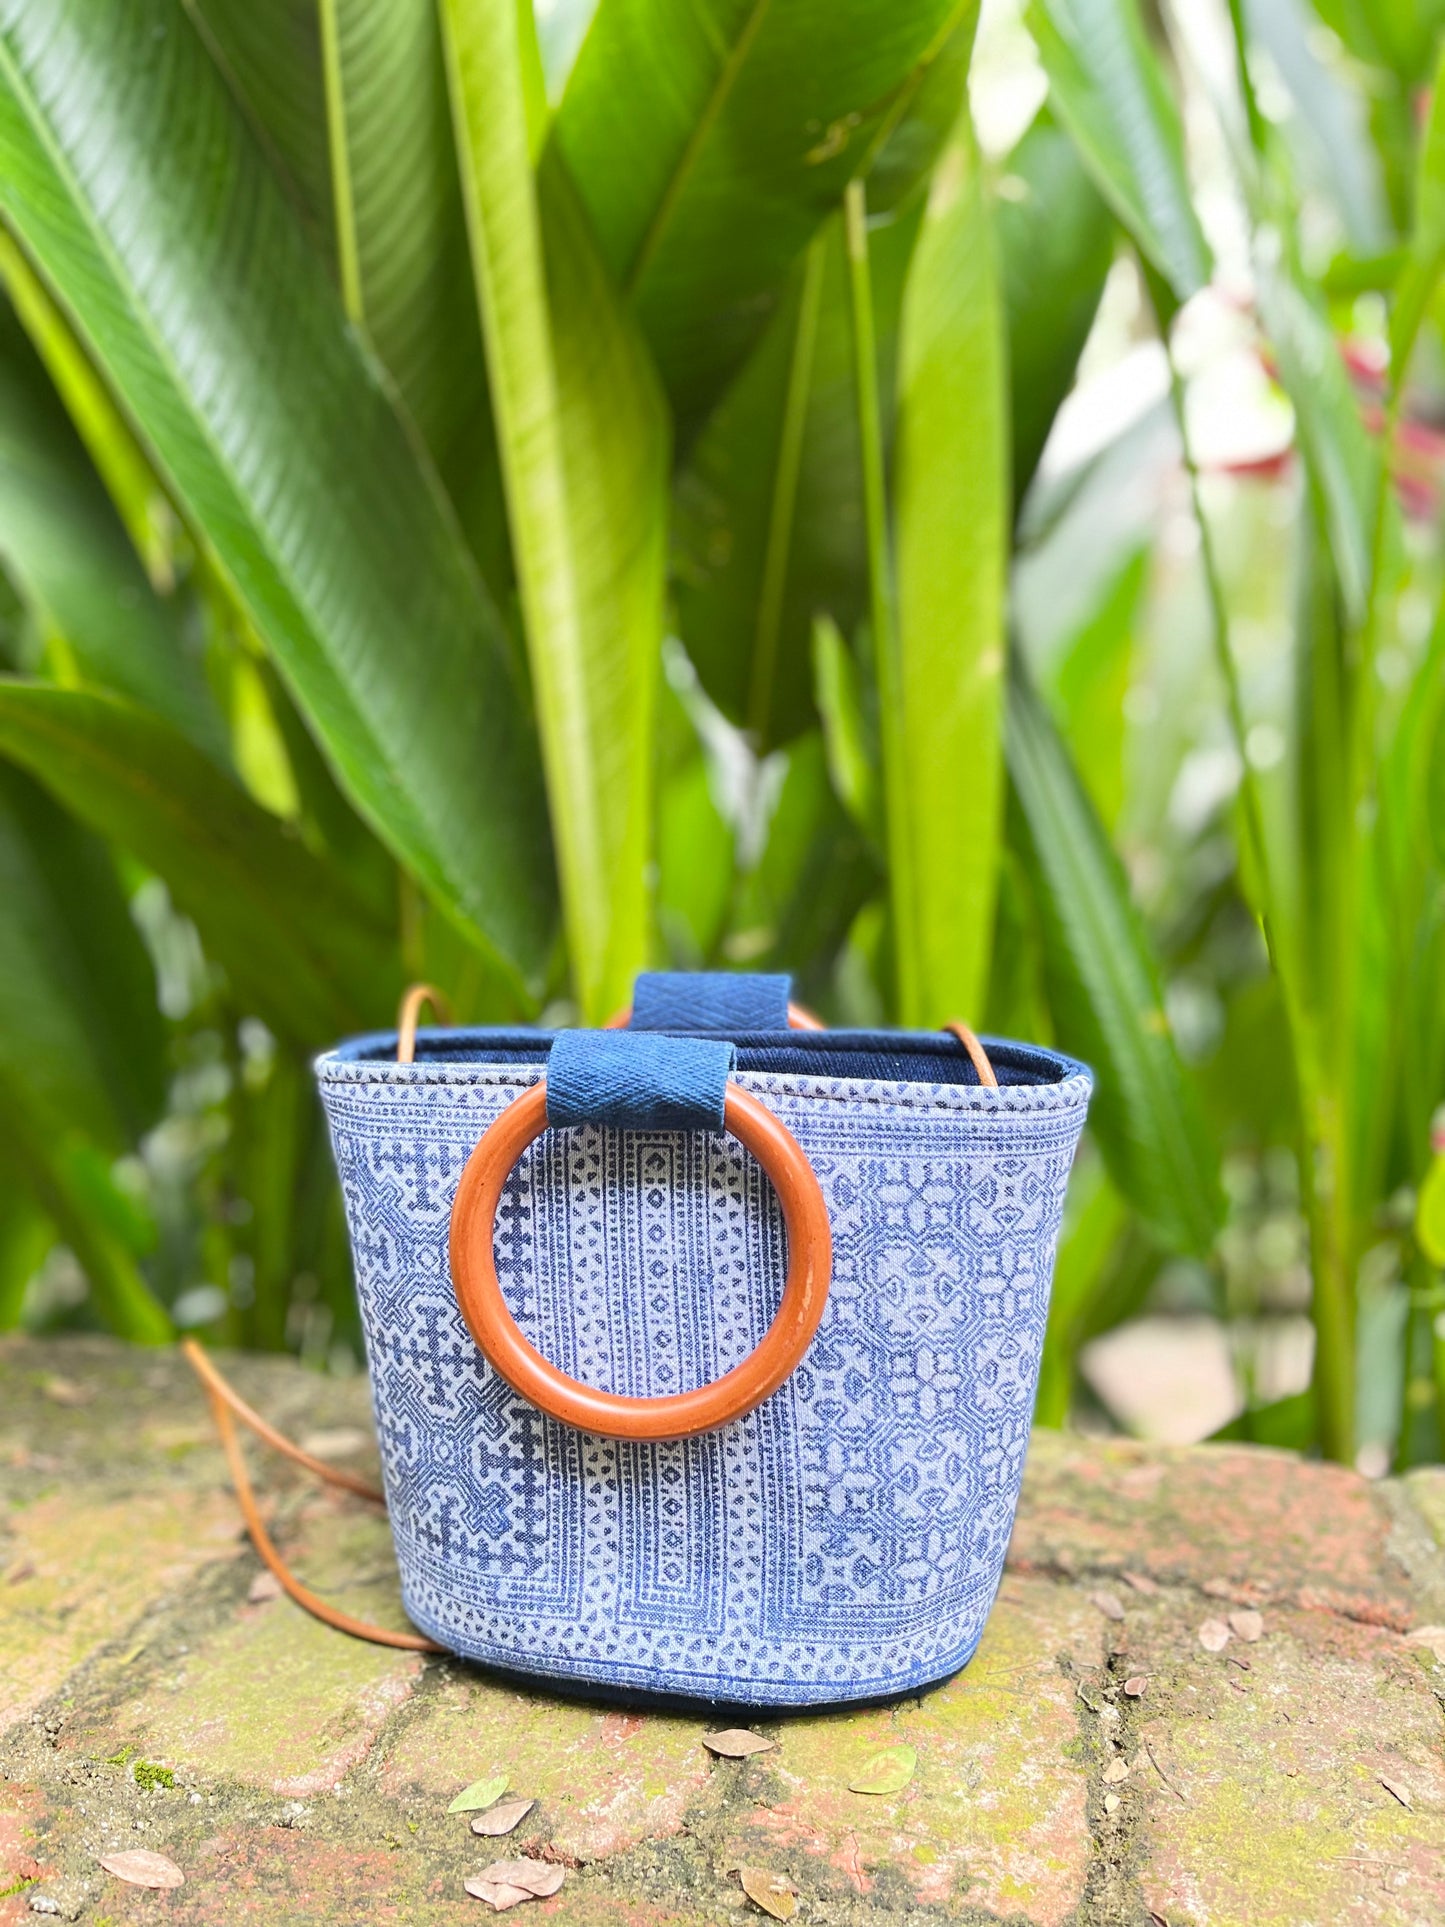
[[317, 1030, 1091, 1705]]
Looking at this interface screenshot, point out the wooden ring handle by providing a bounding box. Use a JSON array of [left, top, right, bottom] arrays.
[[449, 1081, 832, 1441], [602, 1001, 825, 1031], [396, 982, 453, 1065]]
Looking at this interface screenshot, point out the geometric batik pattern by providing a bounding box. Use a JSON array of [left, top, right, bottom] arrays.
[[317, 1053, 1091, 1705]]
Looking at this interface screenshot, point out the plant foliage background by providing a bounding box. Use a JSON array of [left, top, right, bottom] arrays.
[[2, 0, 1444, 1468]]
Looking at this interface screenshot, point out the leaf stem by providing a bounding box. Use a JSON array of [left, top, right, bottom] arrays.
[[844, 179, 914, 1020], [1165, 348, 1355, 1458], [748, 230, 826, 741], [316, 0, 363, 324]]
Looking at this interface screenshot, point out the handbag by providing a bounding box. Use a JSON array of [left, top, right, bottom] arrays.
[[189, 971, 1091, 1706]]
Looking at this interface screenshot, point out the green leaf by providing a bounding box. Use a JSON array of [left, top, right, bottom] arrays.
[[996, 107, 1116, 506], [0, 302, 224, 758], [1309, 0, 1445, 87], [1035, 1156, 1128, 1426], [674, 207, 924, 750], [1254, 243, 1377, 624], [1006, 658, 1224, 1256], [0, 760, 164, 1149], [0, 1095, 172, 1341], [0, 1182, 51, 1329], [1027, 0, 1210, 308], [184, 0, 336, 258], [441, 0, 667, 1021], [730, 731, 878, 990], [657, 756, 734, 965], [1246, 0, 1390, 255], [1208, 1388, 1316, 1449], [1390, 40, 1445, 369], [0, 681, 400, 1047], [0, 760, 170, 1341], [888, 118, 1009, 1027], [448, 1775, 508, 1814], [0, 0, 553, 987], [315, 0, 481, 448], [848, 1744, 917, 1795], [194, 0, 504, 537], [0, 230, 176, 586], [555, 0, 978, 422], [812, 615, 880, 845]]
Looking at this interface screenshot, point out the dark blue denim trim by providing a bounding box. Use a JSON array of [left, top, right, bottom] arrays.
[[631, 971, 790, 1032], [544, 1031, 735, 1133], [329, 1026, 1089, 1091]]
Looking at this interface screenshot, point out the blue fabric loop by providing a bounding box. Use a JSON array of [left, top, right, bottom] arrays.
[[545, 1030, 735, 1132], [630, 971, 791, 1033]]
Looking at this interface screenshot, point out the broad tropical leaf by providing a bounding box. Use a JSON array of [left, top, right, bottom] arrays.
[[1309, 0, 1445, 86], [1028, 0, 1211, 308], [996, 108, 1116, 505], [555, 0, 978, 421], [1007, 658, 1224, 1255], [812, 613, 881, 845], [1390, 40, 1445, 367], [0, 303, 224, 758], [191, 0, 500, 546], [182, 0, 335, 256], [0, 230, 175, 586], [441, 0, 667, 1021], [0, 760, 164, 1148], [0, 681, 400, 1046], [674, 210, 920, 748], [0, 760, 170, 1341], [0, 0, 553, 986], [887, 115, 1009, 1027], [731, 731, 878, 990]]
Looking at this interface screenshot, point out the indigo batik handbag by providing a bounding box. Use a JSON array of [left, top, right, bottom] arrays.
[[187, 971, 1091, 1706]]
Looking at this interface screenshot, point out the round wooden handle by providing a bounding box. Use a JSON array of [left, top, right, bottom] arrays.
[[448, 1080, 832, 1441]]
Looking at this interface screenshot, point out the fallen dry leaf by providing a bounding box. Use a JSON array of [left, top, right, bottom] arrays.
[[738, 1867, 798, 1920], [848, 1744, 917, 1794], [1379, 1776, 1413, 1810], [702, 1729, 777, 1758], [1198, 1618, 1231, 1653], [471, 1798, 536, 1838], [1405, 1624, 1445, 1662], [1089, 1588, 1126, 1622], [1123, 1571, 1160, 1596], [473, 1860, 564, 1897], [1123, 1675, 1149, 1697], [99, 1849, 185, 1889], [1102, 1758, 1130, 1784], [464, 1877, 532, 1910], [449, 1775, 509, 1814], [42, 1373, 96, 1407], [1228, 1609, 1263, 1643], [248, 1570, 283, 1603]]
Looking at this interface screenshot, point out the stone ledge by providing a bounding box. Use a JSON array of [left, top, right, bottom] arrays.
[[2, 1336, 1444, 1926]]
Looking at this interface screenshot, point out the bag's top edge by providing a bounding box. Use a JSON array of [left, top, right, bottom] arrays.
[[315, 1027, 1092, 1114]]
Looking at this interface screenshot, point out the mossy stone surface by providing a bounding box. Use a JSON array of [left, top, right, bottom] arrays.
[[4, 1336, 1444, 1925]]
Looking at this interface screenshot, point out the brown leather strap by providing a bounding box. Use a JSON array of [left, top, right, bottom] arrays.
[[396, 982, 453, 1065], [181, 1340, 442, 1653], [943, 1020, 999, 1089]]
